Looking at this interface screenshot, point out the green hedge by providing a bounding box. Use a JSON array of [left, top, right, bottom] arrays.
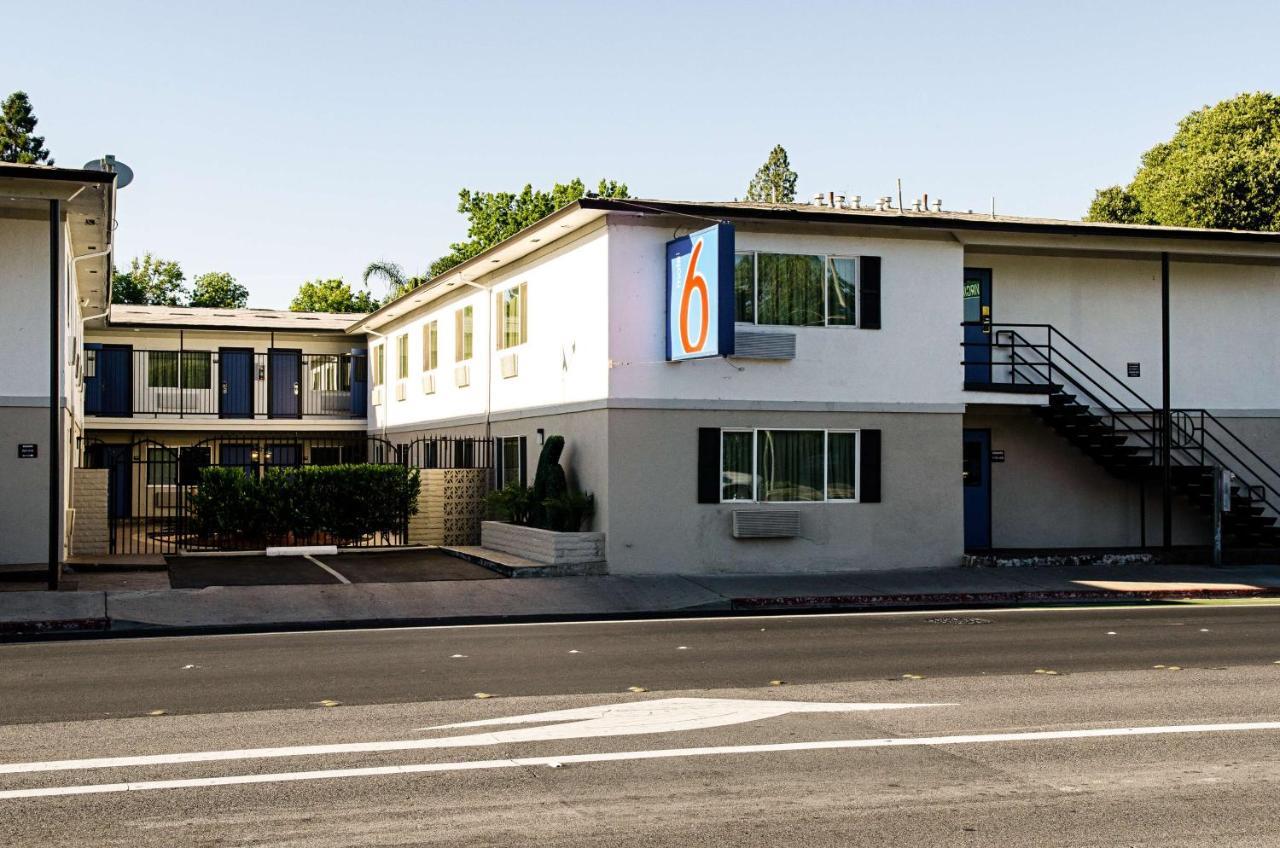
[[188, 464, 420, 547]]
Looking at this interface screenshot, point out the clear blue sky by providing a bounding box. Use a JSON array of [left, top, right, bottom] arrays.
[[7, 1, 1279, 307]]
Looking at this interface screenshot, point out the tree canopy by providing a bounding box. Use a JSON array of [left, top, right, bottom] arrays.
[[429, 178, 630, 278], [289, 278, 379, 313], [745, 145, 797, 203], [111, 254, 187, 305], [0, 91, 52, 165], [189, 271, 250, 308], [1085, 92, 1280, 231], [363, 259, 425, 301]]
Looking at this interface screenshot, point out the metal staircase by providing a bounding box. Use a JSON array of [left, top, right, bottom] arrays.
[[963, 323, 1280, 548]]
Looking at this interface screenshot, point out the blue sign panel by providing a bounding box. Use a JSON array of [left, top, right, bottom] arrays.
[[666, 223, 735, 361]]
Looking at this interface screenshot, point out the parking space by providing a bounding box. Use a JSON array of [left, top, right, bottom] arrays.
[[166, 549, 500, 589]]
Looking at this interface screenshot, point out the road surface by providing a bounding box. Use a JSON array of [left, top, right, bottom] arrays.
[[1, 604, 1279, 846]]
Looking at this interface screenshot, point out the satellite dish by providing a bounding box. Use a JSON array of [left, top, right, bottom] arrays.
[[82, 154, 134, 189]]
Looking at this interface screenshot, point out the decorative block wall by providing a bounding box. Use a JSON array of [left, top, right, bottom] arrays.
[[408, 468, 490, 546], [70, 468, 109, 556]]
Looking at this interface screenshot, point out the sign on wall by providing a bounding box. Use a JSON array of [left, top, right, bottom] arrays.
[[666, 223, 735, 361]]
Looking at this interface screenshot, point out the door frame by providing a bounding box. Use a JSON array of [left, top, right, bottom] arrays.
[[218, 347, 255, 419], [962, 428, 993, 550], [268, 347, 303, 420]]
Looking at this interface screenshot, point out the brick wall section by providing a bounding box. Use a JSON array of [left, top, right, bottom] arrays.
[[70, 468, 109, 556], [408, 468, 490, 546], [481, 521, 606, 566]]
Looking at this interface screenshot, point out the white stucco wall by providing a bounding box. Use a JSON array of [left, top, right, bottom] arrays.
[[606, 222, 965, 407], [0, 218, 51, 400], [368, 227, 611, 433]]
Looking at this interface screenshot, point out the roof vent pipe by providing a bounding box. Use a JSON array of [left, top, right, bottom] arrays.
[[850, 195, 862, 210], [812, 192, 826, 207], [931, 198, 942, 212]]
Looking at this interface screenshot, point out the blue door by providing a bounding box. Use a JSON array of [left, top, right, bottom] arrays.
[[219, 348, 254, 419], [350, 349, 368, 417], [963, 268, 993, 385], [963, 429, 992, 549], [266, 443, 302, 468], [219, 443, 257, 476], [269, 349, 301, 419], [94, 345, 132, 416]]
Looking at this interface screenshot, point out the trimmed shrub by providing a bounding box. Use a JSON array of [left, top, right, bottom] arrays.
[[491, 436, 593, 532], [188, 464, 420, 548]]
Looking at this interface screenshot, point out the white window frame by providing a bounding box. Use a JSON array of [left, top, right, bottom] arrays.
[[423, 320, 438, 372], [734, 251, 860, 328], [396, 333, 409, 381], [371, 343, 385, 387], [497, 436, 523, 488], [496, 283, 528, 351], [719, 427, 860, 504]]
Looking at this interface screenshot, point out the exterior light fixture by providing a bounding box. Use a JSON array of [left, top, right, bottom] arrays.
[[536, 428, 545, 445]]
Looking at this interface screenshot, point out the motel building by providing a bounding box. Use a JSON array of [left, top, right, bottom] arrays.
[[353, 196, 1280, 575], [4, 160, 1280, 581]]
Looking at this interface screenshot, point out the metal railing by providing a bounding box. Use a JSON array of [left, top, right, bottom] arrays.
[[86, 350, 364, 419]]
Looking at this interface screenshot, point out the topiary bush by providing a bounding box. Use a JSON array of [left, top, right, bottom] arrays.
[[495, 435, 593, 532], [188, 464, 420, 548]]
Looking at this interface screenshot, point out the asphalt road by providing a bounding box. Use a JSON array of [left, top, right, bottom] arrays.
[[2, 604, 1279, 846]]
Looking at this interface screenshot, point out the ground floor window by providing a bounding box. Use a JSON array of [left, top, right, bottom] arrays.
[[721, 429, 858, 503], [496, 436, 524, 487]]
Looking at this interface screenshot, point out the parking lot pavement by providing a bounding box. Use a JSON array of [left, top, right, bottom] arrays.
[[165, 549, 499, 589]]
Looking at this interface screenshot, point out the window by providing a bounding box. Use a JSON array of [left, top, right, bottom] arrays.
[[85, 349, 97, 378], [719, 429, 858, 502], [147, 351, 211, 389], [396, 333, 409, 380], [497, 436, 523, 487], [423, 321, 438, 371], [455, 306, 473, 361], [371, 344, 385, 386], [496, 284, 528, 350], [310, 355, 352, 392], [146, 447, 178, 485], [734, 253, 859, 327]]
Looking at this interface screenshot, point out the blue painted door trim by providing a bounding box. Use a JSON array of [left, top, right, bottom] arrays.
[[963, 268, 993, 385], [219, 348, 254, 419], [963, 429, 992, 549], [269, 348, 301, 419]]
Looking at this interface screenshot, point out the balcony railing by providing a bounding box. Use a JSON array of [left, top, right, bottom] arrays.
[[85, 349, 366, 420]]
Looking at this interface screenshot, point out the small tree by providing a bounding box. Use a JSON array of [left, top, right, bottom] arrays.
[[289, 278, 379, 313], [111, 253, 187, 305], [190, 271, 249, 308], [745, 145, 798, 203], [0, 91, 52, 164]]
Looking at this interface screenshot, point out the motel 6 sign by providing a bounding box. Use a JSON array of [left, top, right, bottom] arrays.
[[666, 223, 736, 361]]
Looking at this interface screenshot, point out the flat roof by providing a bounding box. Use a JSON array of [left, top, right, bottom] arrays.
[[107, 304, 363, 332]]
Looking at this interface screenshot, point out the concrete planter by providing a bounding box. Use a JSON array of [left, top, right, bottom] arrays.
[[480, 521, 605, 567]]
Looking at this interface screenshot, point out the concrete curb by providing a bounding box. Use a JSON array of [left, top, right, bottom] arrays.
[[730, 586, 1280, 611]]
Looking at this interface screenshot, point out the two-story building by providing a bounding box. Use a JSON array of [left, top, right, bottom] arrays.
[[348, 197, 1280, 575]]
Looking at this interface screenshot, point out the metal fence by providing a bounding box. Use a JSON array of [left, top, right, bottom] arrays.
[[82, 434, 492, 555]]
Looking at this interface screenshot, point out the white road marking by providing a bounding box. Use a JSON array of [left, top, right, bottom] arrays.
[[3, 721, 1279, 800], [305, 555, 350, 585], [0, 698, 950, 776]]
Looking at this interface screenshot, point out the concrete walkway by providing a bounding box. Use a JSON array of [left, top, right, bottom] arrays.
[[3, 563, 1280, 638]]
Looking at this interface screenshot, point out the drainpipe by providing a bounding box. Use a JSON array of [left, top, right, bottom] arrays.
[[48, 200, 62, 591], [1161, 253, 1172, 549]]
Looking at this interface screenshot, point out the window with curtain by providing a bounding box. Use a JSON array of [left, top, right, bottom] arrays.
[[396, 334, 409, 380], [455, 306, 474, 361], [147, 352, 178, 388], [719, 429, 859, 502], [721, 430, 755, 501], [497, 284, 527, 350], [734, 253, 860, 327], [423, 321, 438, 371], [148, 352, 212, 389]]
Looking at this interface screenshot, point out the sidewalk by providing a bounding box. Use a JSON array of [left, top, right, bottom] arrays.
[[3, 563, 1280, 638]]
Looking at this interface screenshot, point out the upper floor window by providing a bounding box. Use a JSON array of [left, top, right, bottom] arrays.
[[496, 283, 528, 350], [734, 252, 859, 327], [396, 333, 409, 380], [371, 344, 385, 387], [423, 321, 438, 371], [147, 351, 211, 389], [455, 306, 474, 362]]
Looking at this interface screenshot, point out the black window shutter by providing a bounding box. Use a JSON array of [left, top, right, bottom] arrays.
[[493, 438, 504, 488], [697, 428, 721, 504], [859, 429, 882, 503], [860, 256, 881, 329], [519, 436, 528, 488]]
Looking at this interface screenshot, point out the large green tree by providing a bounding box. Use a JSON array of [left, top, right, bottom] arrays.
[[429, 178, 630, 278], [745, 145, 797, 203], [111, 253, 187, 305], [189, 271, 249, 308], [1086, 92, 1280, 231], [289, 278, 379, 313], [0, 91, 52, 165]]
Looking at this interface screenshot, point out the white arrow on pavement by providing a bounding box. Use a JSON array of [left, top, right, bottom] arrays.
[[0, 697, 950, 776]]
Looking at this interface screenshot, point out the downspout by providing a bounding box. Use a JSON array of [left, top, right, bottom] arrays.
[[48, 200, 62, 590]]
